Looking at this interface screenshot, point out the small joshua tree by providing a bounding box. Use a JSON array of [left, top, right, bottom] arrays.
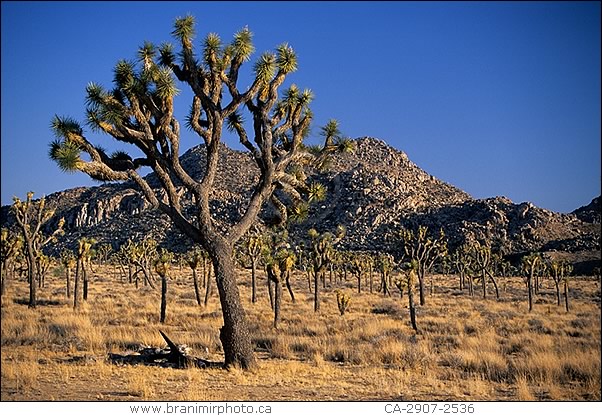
[[398, 260, 419, 332], [335, 289, 351, 316], [186, 246, 204, 306], [74, 237, 95, 309], [521, 253, 541, 312], [451, 244, 473, 294], [377, 252, 394, 296], [36, 254, 52, 289], [393, 275, 407, 299], [95, 243, 112, 265], [399, 226, 447, 306], [264, 230, 296, 329], [349, 252, 367, 294], [308, 225, 345, 312], [11, 192, 64, 308], [1, 228, 23, 297], [60, 249, 76, 299], [124, 238, 158, 289], [154, 248, 173, 323], [244, 228, 265, 304], [468, 240, 499, 299]]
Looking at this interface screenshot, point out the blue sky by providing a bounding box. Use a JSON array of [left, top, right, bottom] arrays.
[[1, 1, 600, 213]]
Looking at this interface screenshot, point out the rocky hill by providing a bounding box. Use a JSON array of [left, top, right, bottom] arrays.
[[1, 137, 599, 273]]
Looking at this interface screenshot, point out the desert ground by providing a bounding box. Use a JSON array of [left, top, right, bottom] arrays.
[[1, 265, 600, 401]]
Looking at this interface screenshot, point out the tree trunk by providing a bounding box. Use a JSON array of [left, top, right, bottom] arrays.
[[66, 267, 71, 299], [73, 259, 81, 310], [357, 275, 361, 294], [554, 280, 561, 306], [468, 274, 473, 296], [160, 274, 167, 323], [251, 259, 257, 304], [369, 265, 373, 293], [204, 265, 212, 307], [192, 269, 202, 306], [83, 263, 88, 301], [273, 277, 282, 329], [210, 243, 256, 369], [481, 271, 487, 299], [489, 273, 499, 299], [285, 271, 295, 303], [382, 272, 390, 296], [1, 264, 5, 297], [267, 271, 274, 310], [563, 280, 569, 313], [408, 286, 418, 332], [418, 273, 426, 306], [430, 273, 434, 296], [314, 269, 320, 312], [141, 266, 155, 289], [26, 241, 36, 309], [527, 277, 533, 311]]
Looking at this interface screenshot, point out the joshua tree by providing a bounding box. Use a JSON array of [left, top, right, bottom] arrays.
[[468, 240, 499, 299], [96, 243, 113, 265], [320, 119, 341, 148], [308, 226, 345, 312], [11, 192, 64, 308], [1, 228, 23, 297], [350, 252, 372, 294], [36, 254, 52, 289], [393, 275, 406, 299], [82, 240, 97, 300], [319, 119, 354, 154], [549, 260, 573, 308], [154, 248, 173, 323], [451, 244, 472, 292], [377, 252, 394, 296], [48, 15, 342, 369], [244, 228, 265, 304], [73, 237, 95, 309], [399, 226, 447, 306], [123, 238, 158, 289], [265, 246, 296, 329], [186, 246, 204, 306], [521, 253, 541, 312], [335, 289, 351, 316], [60, 249, 76, 299], [398, 261, 419, 332]]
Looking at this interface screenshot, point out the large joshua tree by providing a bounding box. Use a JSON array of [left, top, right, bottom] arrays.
[[49, 16, 329, 369]]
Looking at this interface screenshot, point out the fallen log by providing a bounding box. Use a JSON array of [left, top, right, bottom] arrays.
[[108, 330, 221, 369]]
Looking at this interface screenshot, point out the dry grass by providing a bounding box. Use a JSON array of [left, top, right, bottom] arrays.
[[1, 268, 600, 401]]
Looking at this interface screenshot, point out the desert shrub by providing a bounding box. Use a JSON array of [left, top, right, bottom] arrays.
[[371, 300, 403, 316], [527, 318, 554, 335]]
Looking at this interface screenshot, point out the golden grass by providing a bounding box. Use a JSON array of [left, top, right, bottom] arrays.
[[0, 268, 600, 401]]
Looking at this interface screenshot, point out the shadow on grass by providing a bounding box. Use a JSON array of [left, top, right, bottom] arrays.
[[13, 298, 65, 306]]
